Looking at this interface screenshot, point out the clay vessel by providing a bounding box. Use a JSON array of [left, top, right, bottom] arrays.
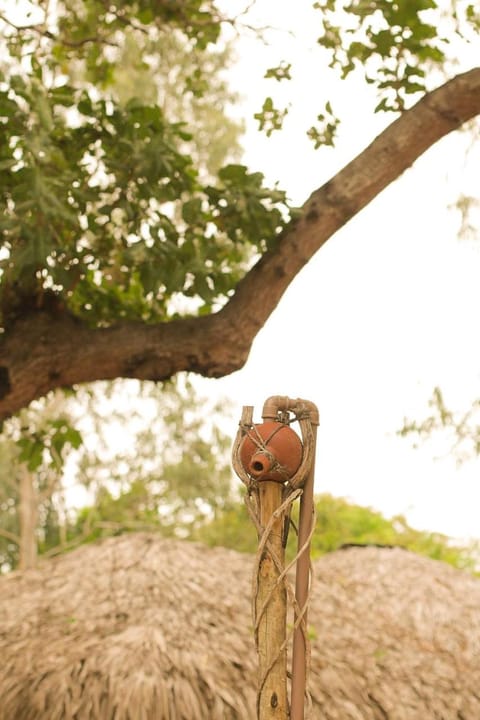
[[239, 421, 303, 482]]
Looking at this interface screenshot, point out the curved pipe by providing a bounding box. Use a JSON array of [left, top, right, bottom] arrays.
[[262, 395, 320, 426]]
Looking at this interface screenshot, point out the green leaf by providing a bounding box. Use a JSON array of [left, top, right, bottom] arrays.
[[254, 97, 289, 136], [217, 164, 251, 184], [264, 62, 292, 81], [181, 197, 204, 225], [18, 438, 44, 472]]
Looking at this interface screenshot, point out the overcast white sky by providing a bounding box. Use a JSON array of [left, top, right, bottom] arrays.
[[196, 1, 480, 540]]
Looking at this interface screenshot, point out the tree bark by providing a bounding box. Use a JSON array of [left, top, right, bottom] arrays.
[[256, 481, 289, 720], [0, 68, 479, 420]]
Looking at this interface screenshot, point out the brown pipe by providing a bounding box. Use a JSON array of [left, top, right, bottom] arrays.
[[290, 428, 317, 720], [262, 396, 320, 426]]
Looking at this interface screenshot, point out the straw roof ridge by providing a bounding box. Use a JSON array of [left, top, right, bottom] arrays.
[[1, 533, 480, 719]]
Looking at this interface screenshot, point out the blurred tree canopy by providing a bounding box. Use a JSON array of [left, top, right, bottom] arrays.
[[70, 377, 235, 543], [196, 492, 480, 573], [0, 1, 478, 419], [0, 1, 249, 570], [0, 1, 479, 575], [0, 390, 82, 570], [400, 386, 480, 464], [0, 376, 237, 571]]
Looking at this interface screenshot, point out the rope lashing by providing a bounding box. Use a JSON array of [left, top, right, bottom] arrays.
[[240, 420, 303, 485]]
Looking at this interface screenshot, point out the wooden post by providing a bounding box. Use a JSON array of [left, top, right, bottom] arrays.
[[256, 480, 288, 719], [232, 399, 318, 720]]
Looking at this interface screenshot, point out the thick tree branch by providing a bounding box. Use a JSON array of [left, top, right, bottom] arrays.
[[226, 67, 480, 324], [0, 68, 479, 420]]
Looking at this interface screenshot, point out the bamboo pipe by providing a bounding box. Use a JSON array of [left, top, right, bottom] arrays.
[[289, 428, 317, 720]]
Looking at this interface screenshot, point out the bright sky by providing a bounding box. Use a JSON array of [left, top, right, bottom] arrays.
[[196, 1, 480, 541]]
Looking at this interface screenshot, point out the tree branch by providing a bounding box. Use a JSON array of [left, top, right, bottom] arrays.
[[0, 14, 43, 33], [0, 528, 20, 545], [0, 13, 118, 48], [225, 67, 480, 324], [0, 68, 479, 420]]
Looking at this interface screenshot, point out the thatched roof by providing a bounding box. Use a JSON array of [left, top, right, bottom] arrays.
[[1, 534, 480, 719]]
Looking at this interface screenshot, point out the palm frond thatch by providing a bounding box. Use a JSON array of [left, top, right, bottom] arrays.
[[1, 533, 480, 719]]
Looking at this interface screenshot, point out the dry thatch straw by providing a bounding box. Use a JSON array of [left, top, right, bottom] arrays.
[[1, 533, 480, 719]]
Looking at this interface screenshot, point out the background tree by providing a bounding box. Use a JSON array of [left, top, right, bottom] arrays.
[[0, 376, 238, 571], [0, 1, 248, 570], [112, 32, 244, 179], [69, 377, 236, 544], [0, 440, 21, 570], [196, 492, 480, 573], [0, 1, 478, 419], [0, 391, 81, 570], [399, 386, 480, 464]]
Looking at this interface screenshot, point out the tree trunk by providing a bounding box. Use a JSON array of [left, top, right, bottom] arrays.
[[18, 465, 38, 571]]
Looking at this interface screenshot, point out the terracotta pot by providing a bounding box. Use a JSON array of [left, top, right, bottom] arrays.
[[239, 421, 303, 482]]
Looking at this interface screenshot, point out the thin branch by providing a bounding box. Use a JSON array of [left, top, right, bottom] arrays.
[[218, 1, 296, 44], [0, 14, 46, 34], [0, 528, 20, 545], [41, 520, 162, 559], [0, 13, 118, 48], [41, 529, 91, 558], [54, 35, 119, 50]]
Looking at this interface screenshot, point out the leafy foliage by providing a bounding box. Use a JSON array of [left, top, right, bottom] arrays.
[[310, 493, 478, 571], [314, 0, 475, 111], [399, 386, 480, 463], [0, 0, 478, 330], [254, 96, 290, 137], [194, 498, 255, 553], [0, 391, 82, 570], [0, 1, 285, 569], [306, 101, 340, 149], [255, 1, 479, 146], [264, 62, 292, 82], [0, 376, 238, 570], [0, 1, 292, 329], [106, 30, 245, 180], [197, 492, 480, 573]]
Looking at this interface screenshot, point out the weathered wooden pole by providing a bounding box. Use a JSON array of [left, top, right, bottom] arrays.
[[232, 398, 318, 720], [262, 397, 319, 720], [256, 478, 289, 718], [239, 417, 302, 718]]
